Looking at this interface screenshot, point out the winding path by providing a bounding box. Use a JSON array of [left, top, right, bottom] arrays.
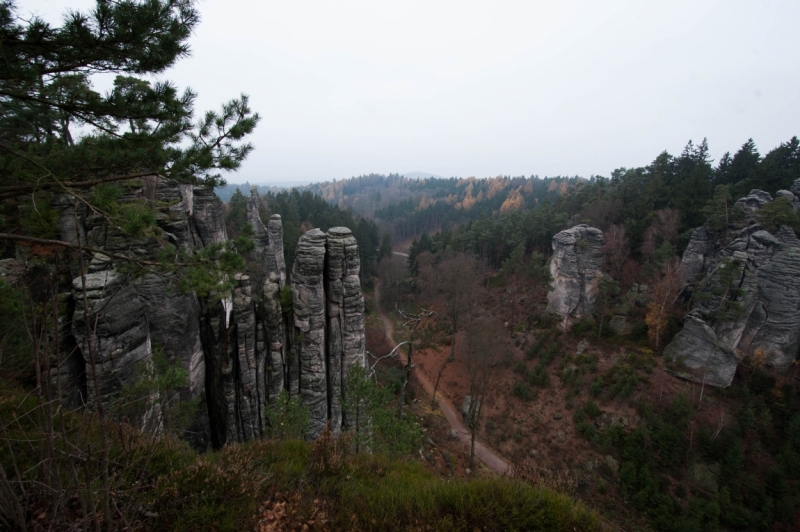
[[373, 282, 509, 474]]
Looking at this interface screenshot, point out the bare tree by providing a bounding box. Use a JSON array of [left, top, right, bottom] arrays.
[[395, 306, 435, 421], [646, 258, 683, 353], [464, 318, 501, 470], [654, 208, 681, 245], [438, 251, 481, 362], [642, 208, 681, 259], [601, 224, 629, 281], [431, 252, 482, 407]]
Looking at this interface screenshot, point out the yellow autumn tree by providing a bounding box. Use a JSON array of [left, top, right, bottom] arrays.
[[646, 258, 684, 353]]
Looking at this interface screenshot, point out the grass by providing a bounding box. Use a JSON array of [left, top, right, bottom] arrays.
[[0, 381, 603, 531]]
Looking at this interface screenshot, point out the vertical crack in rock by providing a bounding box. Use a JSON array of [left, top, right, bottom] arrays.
[[230, 274, 260, 442], [198, 296, 229, 448], [291, 229, 328, 438], [324, 227, 367, 433], [262, 273, 286, 400]]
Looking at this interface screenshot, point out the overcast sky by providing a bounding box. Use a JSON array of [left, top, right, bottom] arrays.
[[23, 0, 800, 184]]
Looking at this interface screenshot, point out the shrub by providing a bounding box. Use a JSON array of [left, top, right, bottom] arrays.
[[513, 381, 537, 401], [264, 390, 311, 441], [527, 363, 550, 388]]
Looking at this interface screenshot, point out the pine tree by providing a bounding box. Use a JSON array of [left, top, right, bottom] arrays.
[[727, 138, 761, 196], [225, 188, 248, 237], [0, 0, 259, 225], [377, 233, 393, 263]]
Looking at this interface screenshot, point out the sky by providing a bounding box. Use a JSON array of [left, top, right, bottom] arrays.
[[22, 0, 800, 184]]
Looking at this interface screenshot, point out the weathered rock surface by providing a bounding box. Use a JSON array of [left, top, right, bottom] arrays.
[[54, 178, 367, 447], [246, 187, 287, 289], [664, 181, 800, 387], [735, 189, 773, 222], [681, 226, 717, 286], [546, 224, 604, 321], [71, 269, 151, 406], [325, 227, 367, 432], [292, 229, 328, 438], [663, 313, 739, 387]]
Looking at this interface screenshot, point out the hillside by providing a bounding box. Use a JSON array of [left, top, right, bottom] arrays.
[[305, 173, 577, 240], [375, 145, 800, 531]]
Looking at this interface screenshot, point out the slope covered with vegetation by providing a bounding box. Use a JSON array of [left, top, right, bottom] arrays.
[[375, 136, 800, 532]]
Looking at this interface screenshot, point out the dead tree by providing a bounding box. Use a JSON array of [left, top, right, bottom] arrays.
[[431, 252, 481, 407], [464, 318, 501, 471], [395, 305, 435, 421]]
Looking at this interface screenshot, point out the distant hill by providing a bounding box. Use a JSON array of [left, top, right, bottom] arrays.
[[305, 173, 578, 240], [214, 181, 314, 203], [402, 171, 448, 180]]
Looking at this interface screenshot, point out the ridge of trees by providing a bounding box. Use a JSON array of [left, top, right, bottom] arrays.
[[224, 187, 382, 281], [400, 137, 800, 272], [305, 173, 577, 240]]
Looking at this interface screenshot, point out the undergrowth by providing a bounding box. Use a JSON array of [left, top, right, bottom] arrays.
[[0, 385, 603, 531]]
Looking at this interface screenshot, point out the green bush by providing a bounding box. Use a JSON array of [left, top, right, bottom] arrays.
[[526, 363, 550, 388], [263, 390, 311, 441], [513, 381, 537, 401]]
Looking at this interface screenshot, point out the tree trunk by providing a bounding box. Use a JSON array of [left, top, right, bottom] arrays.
[[431, 357, 449, 407], [469, 430, 476, 471]]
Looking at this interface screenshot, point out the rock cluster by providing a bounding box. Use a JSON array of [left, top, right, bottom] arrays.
[[664, 182, 800, 387], [53, 179, 366, 446], [546, 224, 605, 322]]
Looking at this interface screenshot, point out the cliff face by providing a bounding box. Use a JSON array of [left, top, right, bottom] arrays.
[[55, 179, 366, 446], [546, 224, 605, 322], [664, 182, 800, 387]]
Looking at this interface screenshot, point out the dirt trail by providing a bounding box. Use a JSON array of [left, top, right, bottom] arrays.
[[373, 282, 509, 475]]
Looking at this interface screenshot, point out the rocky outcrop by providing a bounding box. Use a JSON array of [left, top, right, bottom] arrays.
[[55, 178, 367, 446], [325, 227, 367, 432], [735, 189, 774, 222], [546, 224, 604, 322], [681, 226, 717, 287], [663, 313, 739, 387], [247, 186, 287, 288], [71, 269, 151, 406], [664, 181, 800, 387], [292, 229, 328, 437]]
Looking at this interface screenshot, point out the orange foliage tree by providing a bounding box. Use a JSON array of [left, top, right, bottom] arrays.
[[646, 258, 684, 353]]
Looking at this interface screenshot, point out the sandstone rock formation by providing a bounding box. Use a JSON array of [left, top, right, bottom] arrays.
[[665, 182, 800, 387], [54, 179, 366, 446], [546, 224, 604, 322], [325, 227, 367, 432], [292, 228, 328, 437]]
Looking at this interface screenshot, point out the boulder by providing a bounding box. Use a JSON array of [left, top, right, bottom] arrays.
[[663, 313, 740, 388], [546, 225, 604, 321], [461, 395, 480, 423], [608, 315, 628, 335]]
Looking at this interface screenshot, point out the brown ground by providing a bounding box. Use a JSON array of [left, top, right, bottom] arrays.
[[364, 264, 737, 527]]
